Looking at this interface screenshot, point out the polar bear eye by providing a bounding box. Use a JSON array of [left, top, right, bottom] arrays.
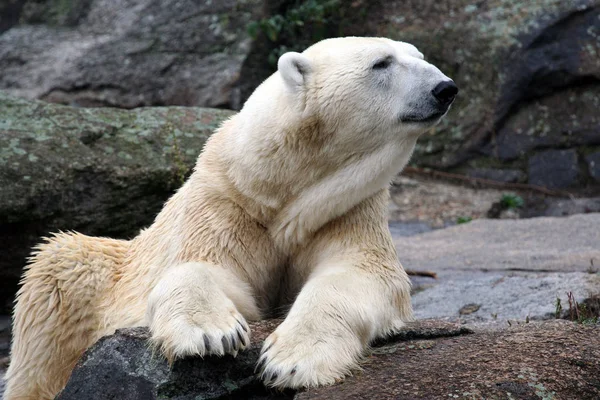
[[372, 57, 392, 70]]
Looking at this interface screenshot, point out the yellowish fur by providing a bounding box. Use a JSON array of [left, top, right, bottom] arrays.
[[5, 37, 454, 398]]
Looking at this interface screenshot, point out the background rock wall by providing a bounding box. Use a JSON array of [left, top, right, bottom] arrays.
[[1, 0, 600, 190]]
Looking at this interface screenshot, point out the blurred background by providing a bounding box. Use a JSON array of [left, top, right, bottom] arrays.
[[1, 0, 600, 391]]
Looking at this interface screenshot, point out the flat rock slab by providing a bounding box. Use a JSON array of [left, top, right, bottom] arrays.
[[395, 214, 600, 323], [395, 214, 600, 273], [298, 320, 600, 400], [56, 320, 600, 399], [411, 270, 600, 323]]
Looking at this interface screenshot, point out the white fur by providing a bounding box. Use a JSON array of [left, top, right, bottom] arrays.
[[278, 52, 312, 89], [5, 37, 454, 399], [146, 263, 253, 360]]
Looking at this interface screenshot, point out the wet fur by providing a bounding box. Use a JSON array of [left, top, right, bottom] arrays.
[[5, 37, 453, 398]]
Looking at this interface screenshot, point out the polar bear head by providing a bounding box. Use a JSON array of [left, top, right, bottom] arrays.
[[240, 37, 456, 149], [269, 37, 457, 147], [229, 37, 457, 222]]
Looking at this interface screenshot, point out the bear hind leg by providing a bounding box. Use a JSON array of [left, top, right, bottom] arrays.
[[5, 232, 125, 400]]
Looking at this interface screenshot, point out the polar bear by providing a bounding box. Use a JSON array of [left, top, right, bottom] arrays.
[[5, 36, 457, 399]]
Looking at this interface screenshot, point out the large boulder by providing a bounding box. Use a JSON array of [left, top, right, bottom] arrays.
[[0, 0, 263, 109], [0, 92, 233, 312], [55, 320, 600, 399]]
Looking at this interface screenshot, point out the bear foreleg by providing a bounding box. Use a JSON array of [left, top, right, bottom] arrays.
[[146, 262, 260, 362]]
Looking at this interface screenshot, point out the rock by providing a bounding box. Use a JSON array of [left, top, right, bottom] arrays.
[[0, 370, 5, 400], [55, 324, 288, 400], [411, 269, 599, 323], [388, 175, 506, 228], [542, 197, 600, 217], [0, 315, 8, 400], [494, 85, 600, 162], [297, 320, 600, 400], [466, 168, 526, 183], [363, 0, 600, 189], [0, 92, 233, 312], [396, 213, 599, 273], [0, 0, 262, 109], [56, 320, 600, 399], [528, 149, 579, 189], [2, 1, 600, 189], [394, 214, 600, 322], [0, 315, 9, 357], [587, 152, 600, 183], [387, 221, 434, 237], [459, 303, 481, 315]]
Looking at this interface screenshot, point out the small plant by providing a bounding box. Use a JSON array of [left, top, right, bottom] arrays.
[[247, 0, 343, 66], [456, 216, 472, 224], [500, 193, 524, 209], [565, 292, 599, 324], [554, 297, 562, 319]]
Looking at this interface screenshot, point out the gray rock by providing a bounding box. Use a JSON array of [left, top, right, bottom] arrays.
[[388, 221, 434, 237], [56, 320, 600, 400], [412, 270, 598, 323], [0, 92, 233, 313], [466, 168, 526, 183], [0, 0, 262, 109], [0, 315, 9, 356], [395, 213, 600, 273], [528, 149, 579, 188], [0, 370, 5, 400], [543, 197, 600, 217], [586, 152, 600, 183], [55, 326, 287, 400], [394, 214, 600, 322], [365, 0, 600, 179], [2, 0, 600, 188]]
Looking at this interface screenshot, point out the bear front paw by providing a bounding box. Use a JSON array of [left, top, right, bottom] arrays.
[[150, 309, 250, 363], [256, 323, 362, 389]]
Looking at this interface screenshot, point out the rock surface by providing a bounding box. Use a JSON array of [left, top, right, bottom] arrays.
[[396, 213, 599, 273], [0, 0, 262, 109], [0, 315, 8, 399], [55, 320, 600, 399], [2, 0, 600, 190], [587, 152, 600, 183], [365, 0, 600, 190], [528, 149, 580, 189], [0, 92, 233, 312], [396, 214, 600, 322]]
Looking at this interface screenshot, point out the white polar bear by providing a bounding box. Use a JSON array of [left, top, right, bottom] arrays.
[[5, 36, 456, 399]]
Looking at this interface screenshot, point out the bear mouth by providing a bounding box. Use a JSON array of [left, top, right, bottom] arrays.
[[401, 111, 445, 123]]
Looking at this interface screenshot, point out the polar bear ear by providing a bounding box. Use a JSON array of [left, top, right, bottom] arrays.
[[278, 52, 312, 90]]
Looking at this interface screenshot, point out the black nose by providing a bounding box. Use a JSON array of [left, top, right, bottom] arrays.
[[432, 80, 458, 105]]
